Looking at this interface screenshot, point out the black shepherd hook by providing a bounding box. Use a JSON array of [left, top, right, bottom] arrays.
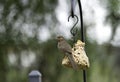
[[68, 15, 79, 37], [68, 0, 87, 82]]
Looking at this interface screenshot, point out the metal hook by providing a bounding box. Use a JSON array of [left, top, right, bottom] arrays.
[[68, 15, 79, 36]]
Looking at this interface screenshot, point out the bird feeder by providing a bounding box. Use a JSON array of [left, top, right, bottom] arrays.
[[62, 40, 90, 70]]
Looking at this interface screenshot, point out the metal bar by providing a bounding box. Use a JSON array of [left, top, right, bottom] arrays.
[[71, 0, 75, 18], [77, 0, 84, 42], [77, 0, 86, 82], [71, 0, 74, 17]]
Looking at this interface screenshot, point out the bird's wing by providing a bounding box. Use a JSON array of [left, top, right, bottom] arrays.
[[61, 40, 72, 53]]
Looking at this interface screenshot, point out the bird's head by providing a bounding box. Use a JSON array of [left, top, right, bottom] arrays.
[[57, 36, 64, 42]]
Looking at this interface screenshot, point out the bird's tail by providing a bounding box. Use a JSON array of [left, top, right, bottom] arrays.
[[66, 53, 78, 70]]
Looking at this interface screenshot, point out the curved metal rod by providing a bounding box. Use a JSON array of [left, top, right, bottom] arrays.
[[77, 0, 84, 42], [69, 0, 86, 82], [77, 1, 86, 82], [68, 15, 79, 36]]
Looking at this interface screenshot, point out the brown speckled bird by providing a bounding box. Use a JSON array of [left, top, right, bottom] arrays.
[[57, 36, 78, 70]]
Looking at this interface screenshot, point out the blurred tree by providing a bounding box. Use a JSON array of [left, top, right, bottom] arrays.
[[105, 0, 120, 41], [0, 0, 120, 82], [100, 0, 120, 82], [0, 0, 58, 82]]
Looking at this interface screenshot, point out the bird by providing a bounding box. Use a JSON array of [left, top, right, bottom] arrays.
[[57, 36, 78, 70]]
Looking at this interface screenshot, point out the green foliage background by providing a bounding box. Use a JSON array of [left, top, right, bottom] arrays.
[[0, 0, 120, 82]]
